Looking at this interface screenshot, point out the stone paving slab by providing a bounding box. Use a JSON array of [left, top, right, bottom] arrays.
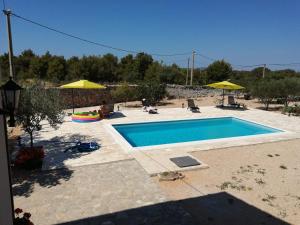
[[14, 160, 198, 225], [132, 151, 209, 175]]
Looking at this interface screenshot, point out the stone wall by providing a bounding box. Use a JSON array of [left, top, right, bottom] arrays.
[[59, 88, 114, 109], [166, 85, 222, 99]]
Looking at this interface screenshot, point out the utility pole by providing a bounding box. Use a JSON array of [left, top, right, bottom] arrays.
[[3, 9, 14, 79], [0, 9, 15, 225], [190, 50, 195, 86], [185, 57, 190, 85], [262, 64, 266, 78]]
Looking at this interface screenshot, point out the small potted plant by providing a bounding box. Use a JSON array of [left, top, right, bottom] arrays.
[[14, 146, 45, 170], [14, 208, 34, 225]]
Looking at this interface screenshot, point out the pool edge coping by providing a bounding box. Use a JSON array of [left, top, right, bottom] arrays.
[[104, 115, 293, 153]]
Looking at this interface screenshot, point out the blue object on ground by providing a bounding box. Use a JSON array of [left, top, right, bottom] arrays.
[[64, 142, 100, 153]]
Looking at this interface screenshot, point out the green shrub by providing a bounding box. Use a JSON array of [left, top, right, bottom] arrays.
[[111, 83, 137, 104], [282, 104, 300, 116], [137, 81, 166, 105]]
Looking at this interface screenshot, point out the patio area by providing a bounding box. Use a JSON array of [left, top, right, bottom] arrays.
[[27, 106, 300, 175], [13, 106, 300, 224]]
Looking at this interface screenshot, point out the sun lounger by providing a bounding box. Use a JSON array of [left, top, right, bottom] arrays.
[[147, 106, 158, 114], [187, 99, 200, 112], [227, 96, 240, 108]]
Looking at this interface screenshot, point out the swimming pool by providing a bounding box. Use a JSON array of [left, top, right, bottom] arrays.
[[112, 117, 282, 148]]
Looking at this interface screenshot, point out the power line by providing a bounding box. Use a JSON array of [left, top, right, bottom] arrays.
[[195, 53, 217, 61], [234, 64, 265, 68], [7, 12, 300, 69], [11, 12, 191, 57], [2, 0, 6, 10], [269, 63, 300, 66]]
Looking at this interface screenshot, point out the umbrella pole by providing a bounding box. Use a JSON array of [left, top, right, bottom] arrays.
[[72, 89, 74, 114], [222, 89, 225, 106]]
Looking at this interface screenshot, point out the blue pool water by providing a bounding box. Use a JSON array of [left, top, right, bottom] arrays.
[[113, 117, 281, 147]]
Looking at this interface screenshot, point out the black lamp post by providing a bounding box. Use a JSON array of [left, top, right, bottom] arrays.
[[0, 77, 22, 224], [0, 77, 22, 127]]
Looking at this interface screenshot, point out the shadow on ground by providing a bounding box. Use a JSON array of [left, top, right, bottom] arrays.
[[12, 167, 73, 198], [157, 101, 175, 106], [13, 132, 101, 197], [56, 192, 288, 225], [256, 106, 283, 112], [218, 106, 249, 111], [108, 112, 126, 119]]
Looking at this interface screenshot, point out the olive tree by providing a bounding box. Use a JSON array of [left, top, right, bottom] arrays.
[[111, 83, 137, 105], [251, 80, 279, 110], [277, 78, 300, 107], [16, 85, 65, 147], [137, 81, 166, 105]]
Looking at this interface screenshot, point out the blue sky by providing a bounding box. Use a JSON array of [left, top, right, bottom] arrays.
[[1, 0, 300, 69]]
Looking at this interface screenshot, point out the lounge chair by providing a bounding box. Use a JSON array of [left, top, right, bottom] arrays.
[[228, 96, 240, 108], [147, 106, 158, 114], [187, 99, 200, 112]]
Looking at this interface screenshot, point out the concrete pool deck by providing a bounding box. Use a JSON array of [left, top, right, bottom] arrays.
[[29, 106, 300, 175]]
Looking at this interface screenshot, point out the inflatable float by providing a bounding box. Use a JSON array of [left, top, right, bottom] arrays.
[[72, 112, 100, 123]]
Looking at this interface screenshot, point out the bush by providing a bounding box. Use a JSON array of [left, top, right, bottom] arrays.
[[282, 104, 300, 116], [251, 78, 300, 110], [137, 81, 166, 105], [111, 83, 137, 104], [276, 78, 300, 107], [251, 80, 280, 110]]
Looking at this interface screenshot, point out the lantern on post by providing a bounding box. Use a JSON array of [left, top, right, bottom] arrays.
[[0, 77, 22, 127]]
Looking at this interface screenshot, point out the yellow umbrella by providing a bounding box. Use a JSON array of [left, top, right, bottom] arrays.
[[206, 81, 245, 106], [60, 80, 106, 113], [60, 80, 106, 89]]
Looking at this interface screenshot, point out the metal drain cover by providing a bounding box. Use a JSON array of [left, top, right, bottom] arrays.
[[170, 156, 201, 168]]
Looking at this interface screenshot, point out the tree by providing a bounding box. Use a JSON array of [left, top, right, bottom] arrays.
[[0, 53, 10, 82], [111, 83, 137, 105], [16, 85, 65, 147], [98, 54, 118, 82], [144, 62, 162, 82], [29, 57, 48, 79], [251, 80, 279, 110], [134, 52, 153, 80], [118, 54, 139, 82], [251, 67, 271, 79], [206, 60, 232, 82], [160, 64, 185, 84], [137, 81, 166, 105], [276, 78, 300, 107], [15, 49, 36, 80], [66, 56, 82, 81], [47, 56, 66, 82]]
